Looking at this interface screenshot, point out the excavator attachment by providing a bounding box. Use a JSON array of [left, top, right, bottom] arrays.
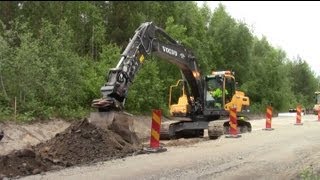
[[88, 111, 139, 144], [91, 97, 123, 111], [90, 96, 131, 132], [90, 98, 134, 138], [88, 111, 117, 129], [89, 98, 122, 130]]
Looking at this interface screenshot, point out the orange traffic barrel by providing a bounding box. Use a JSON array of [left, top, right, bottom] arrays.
[[143, 109, 167, 153], [294, 105, 303, 125], [225, 107, 241, 138], [150, 109, 162, 148], [263, 106, 274, 131]]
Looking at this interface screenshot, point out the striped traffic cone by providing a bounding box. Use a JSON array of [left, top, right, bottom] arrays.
[[143, 109, 167, 153], [225, 107, 241, 138], [263, 106, 274, 131], [294, 105, 303, 125]]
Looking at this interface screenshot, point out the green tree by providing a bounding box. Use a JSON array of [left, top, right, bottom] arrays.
[[242, 37, 295, 112], [207, 3, 253, 84], [126, 59, 166, 114], [288, 56, 319, 108]]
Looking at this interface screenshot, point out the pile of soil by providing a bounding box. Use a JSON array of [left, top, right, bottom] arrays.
[[0, 116, 141, 179]]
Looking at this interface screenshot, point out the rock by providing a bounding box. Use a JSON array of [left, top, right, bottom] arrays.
[[32, 168, 42, 175], [52, 159, 61, 164], [50, 165, 64, 171], [1, 175, 9, 180], [17, 149, 36, 158], [81, 133, 91, 139], [65, 161, 73, 167], [0, 130, 4, 141], [0, 174, 6, 180]]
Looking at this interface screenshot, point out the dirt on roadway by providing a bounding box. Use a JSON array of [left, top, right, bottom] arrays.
[[16, 114, 320, 180], [0, 112, 215, 179], [0, 113, 142, 179]]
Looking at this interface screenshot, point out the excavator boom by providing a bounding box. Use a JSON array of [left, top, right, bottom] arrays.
[[92, 22, 203, 114]]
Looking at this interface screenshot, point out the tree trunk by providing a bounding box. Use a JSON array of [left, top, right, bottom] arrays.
[[0, 74, 8, 98]]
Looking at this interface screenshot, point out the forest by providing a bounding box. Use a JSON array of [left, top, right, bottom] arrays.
[[0, 1, 319, 121]]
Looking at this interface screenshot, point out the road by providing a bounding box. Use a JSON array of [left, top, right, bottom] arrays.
[[21, 115, 320, 180]]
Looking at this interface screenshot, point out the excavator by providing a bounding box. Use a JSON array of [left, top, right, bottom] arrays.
[[313, 91, 320, 114], [167, 70, 251, 139], [91, 22, 251, 140]]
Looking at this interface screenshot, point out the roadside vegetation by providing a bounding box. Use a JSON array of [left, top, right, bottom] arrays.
[[300, 166, 320, 180], [0, 2, 319, 121]]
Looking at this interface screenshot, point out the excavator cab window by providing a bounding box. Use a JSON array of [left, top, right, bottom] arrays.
[[316, 93, 320, 104], [205, 76, 224, 109], [225, 76, 236, 103]]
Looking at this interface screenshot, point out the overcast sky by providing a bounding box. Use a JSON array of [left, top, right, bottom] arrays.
[[197, 1, 320, 76]]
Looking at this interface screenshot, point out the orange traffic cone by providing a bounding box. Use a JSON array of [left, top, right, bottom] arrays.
[[225, 107, 241, 138], [294, 105, 303, 125], [263, 106, 274, 131]]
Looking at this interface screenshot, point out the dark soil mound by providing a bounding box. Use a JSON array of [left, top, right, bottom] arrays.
[[0, 117, 141, 179]]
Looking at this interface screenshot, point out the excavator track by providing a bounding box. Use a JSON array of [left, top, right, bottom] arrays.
[[160, 120, 181, 140], [160, 118, 207, 140], [208, 117, 252, 139]]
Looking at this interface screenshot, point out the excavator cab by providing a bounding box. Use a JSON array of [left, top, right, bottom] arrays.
[[208, 71, 250, 114], [204, 71, 237, 114], [313, 91, 320, 114], [169, 70, 250, 120], [205, 74, 234, 110]]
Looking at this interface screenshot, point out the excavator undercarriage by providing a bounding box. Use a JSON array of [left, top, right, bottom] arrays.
[[159, 115, 252, 140]]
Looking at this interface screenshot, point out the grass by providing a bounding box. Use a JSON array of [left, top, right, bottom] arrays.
[[300, 167, 320, 180]]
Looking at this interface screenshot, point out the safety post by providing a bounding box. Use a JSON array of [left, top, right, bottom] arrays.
[[263, 106, 274, 131], [225, 106, 241, 138], [143, 109, 167, 153], [150, 109, 161, 148], [294, 105, 303, 125]]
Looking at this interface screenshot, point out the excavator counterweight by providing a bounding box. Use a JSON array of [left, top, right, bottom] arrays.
[[313, 91, 320, 114]]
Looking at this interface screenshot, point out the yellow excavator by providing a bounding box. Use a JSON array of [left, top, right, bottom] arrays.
[[313, 91, 320, 114], [169, 71, 250, 117], [90, 22, 252, 140], [167, 70, 251, 139]]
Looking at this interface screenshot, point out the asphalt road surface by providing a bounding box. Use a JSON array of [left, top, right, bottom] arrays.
[[21, 114, 320, 180]]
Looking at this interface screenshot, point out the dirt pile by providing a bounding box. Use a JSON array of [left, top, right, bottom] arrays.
[[0, 116, 141, 179]]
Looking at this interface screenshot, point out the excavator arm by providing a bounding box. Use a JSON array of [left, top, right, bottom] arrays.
[[92, 22, 204, 113]]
